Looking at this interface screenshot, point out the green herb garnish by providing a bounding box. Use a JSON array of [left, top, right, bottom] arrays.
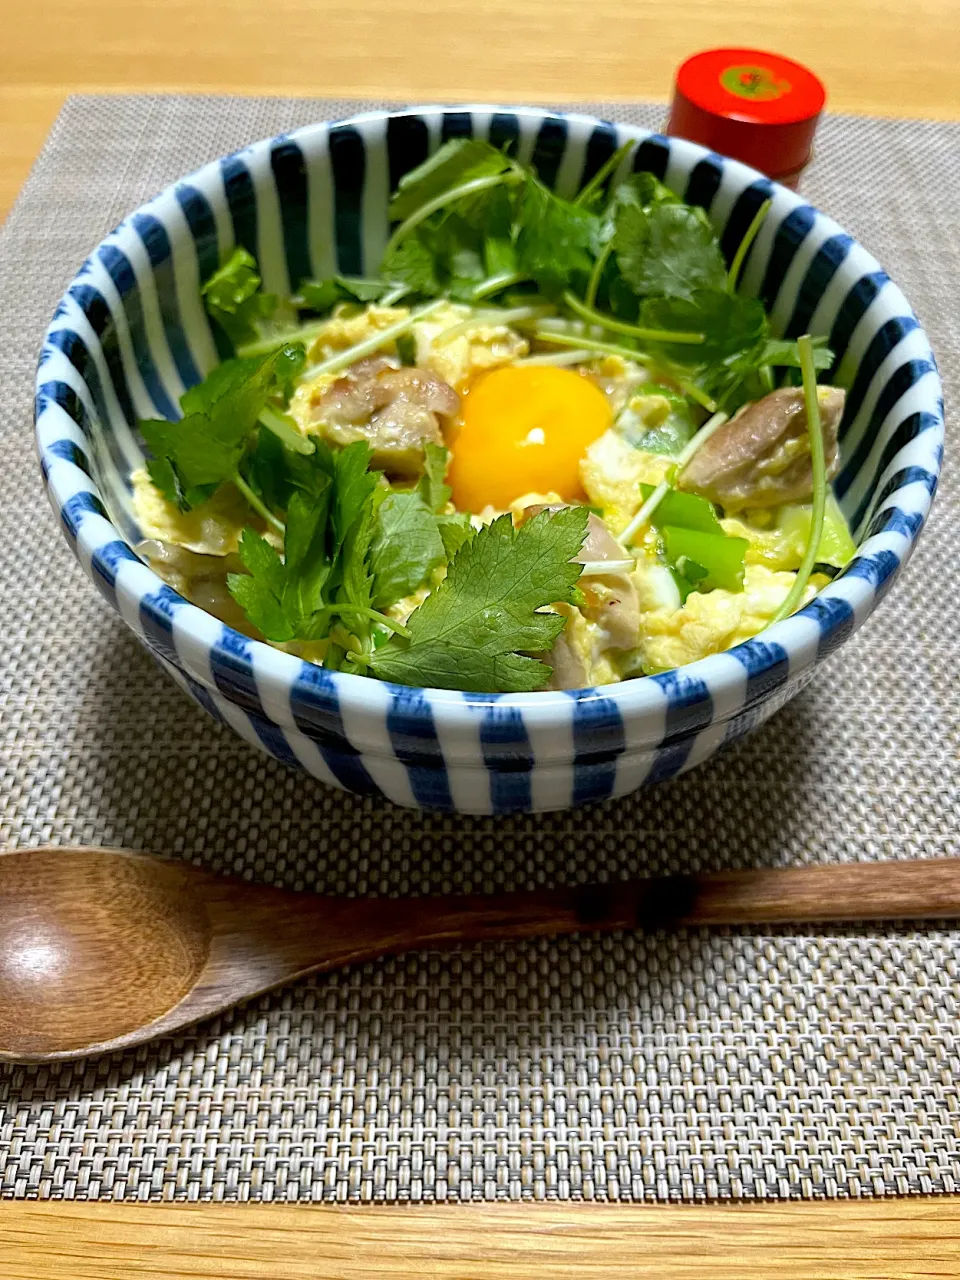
[[768, 334, 829, 624], [140, 343, 305, 516], [370, 506, 589, 692]]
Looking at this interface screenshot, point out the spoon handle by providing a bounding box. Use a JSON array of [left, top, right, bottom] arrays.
[[357, 858, 960, 958], [231, 859, 960, 988]]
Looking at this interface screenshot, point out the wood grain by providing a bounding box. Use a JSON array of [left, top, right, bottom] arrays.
[[4, 1200, 960, 1279], [7, 847, 960, 1063], [2, 0, 960, 220]]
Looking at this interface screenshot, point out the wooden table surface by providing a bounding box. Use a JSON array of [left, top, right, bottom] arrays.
[[3, 0, 960, 1274]]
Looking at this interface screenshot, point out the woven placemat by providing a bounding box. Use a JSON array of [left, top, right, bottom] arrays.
[[0, 95, 958, 1203]]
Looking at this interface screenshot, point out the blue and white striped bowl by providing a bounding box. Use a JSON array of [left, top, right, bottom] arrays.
[[35, 107, 944, 814]]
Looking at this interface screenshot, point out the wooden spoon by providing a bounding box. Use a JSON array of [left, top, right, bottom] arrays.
[[2, 847, 959, 1064]]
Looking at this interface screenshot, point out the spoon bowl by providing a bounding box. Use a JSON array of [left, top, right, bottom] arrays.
[[0, 850, 210, 1057]]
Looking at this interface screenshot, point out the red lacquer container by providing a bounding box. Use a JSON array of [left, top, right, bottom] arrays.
[[666, 48, 826, 189]]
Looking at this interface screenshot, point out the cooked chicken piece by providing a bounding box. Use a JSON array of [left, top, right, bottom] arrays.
[[137, 539, 253, 631], [575, 514, 642, 650], [679, 386, 844, 510], [544, 629, 592, 690], [519, 507, 642, 674], [309, 361, 460, 476], [576, 511, 633, 565]]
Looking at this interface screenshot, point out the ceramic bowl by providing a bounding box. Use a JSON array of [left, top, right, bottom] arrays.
[[35, 107, 944, 814]]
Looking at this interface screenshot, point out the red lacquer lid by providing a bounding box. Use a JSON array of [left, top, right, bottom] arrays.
[[667, 48, 826, 179]]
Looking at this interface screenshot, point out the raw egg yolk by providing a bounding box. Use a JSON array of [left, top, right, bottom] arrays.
[[448, 365, 612, 512]]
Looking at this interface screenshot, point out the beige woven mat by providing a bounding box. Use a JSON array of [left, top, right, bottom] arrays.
[[0, 96, 958, 1202]]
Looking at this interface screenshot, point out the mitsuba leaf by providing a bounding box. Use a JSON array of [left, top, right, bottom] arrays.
[[436, 513, 475, 561], [336, 492, 381, 620], [514, 178, 600, 292], [296, 278, 340, 312], [201, 247, 294, 347], [332, 441, 380, 549], [759, 338, 835, 371], [483, 236, 518, 276], [417, 443, 452, 514], [228, 443, 382, 644], [389, 139, 513, 221], [446, 248, 487, 301], [453, 183, 517, 241], [180, 346, 305, 420], [298, 275, 389, 311], [283, 488, 334, 621], [369, 491, 446, 608], [380, 234, 442, 295], [227, 531, 297, 642], [201, 247, 261, 318], [381, 206, 495, 298], [616, 201, 727, 299], [368, 445, 460, 609], [638, 291, 768, 366], [139, 343, 305, 510], [615, 173, 679, 210], [245, 429, 334, 515], [369, 506, 589, 693]]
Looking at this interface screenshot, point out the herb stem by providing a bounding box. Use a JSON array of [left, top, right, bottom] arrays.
[[727, 197, 772, 293], [379, 283, 412, 307], [331, 605, 411, 638], [237, 320, 334, 360], [584, 240, 614, 310], [768, 335, 827, 624], [436, 304, 553, 344], [233, 471, 285, 536], [470, 271, 526, 301], [531, 328, 649, 363], [674, 378, 717, 413], [384, 171, 523, 258], [239, 288, 423, 360], [258, 405, 315, 455], [305, 299, 445, 377], [562, 290, 705, 346], [620, 410, 729, 546], [515, 348, 595, 366], [574, 139, 635, 207]]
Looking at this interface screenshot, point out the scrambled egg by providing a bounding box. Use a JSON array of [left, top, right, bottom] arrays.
[[288, 375, 337, 441], [722, 492, 857, 573], [629, 563, 820, 674], [131, 467, 256, 556], [305, 302, 411, 365], [580, 431, 673, 535], [719, 514, 806, 572], [412, 302, 529, 389]]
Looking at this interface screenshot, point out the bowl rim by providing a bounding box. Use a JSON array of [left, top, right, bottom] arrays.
[[35, 103, 945, 742]]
